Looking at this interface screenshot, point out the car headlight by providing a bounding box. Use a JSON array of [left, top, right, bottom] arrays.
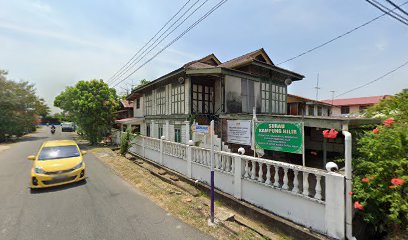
[[34, 166, 45, 174], [73, 161, 83, 170]]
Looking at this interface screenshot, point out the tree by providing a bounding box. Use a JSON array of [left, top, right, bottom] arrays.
[[365, 89, 408, 123], [54, 79, 118, 144], [352, 89, 408, 237], [135, 79, 150, 88], [0, 69, 50, 141]]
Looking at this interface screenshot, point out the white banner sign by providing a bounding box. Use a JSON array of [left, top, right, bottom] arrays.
[[227, 120, 251, 145]]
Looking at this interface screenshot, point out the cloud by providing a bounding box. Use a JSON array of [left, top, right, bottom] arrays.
[[32, 1, 52, 13]]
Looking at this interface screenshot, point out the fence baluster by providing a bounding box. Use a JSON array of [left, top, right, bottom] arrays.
[[265, 164, 271, 185]]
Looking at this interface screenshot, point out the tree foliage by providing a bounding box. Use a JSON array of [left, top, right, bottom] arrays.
[[136, 79, 150, 88], [365, 89, 408, 124], [0, 69, 49, 141], [353, 89, 408, 236], [54, 79, 118, 144]]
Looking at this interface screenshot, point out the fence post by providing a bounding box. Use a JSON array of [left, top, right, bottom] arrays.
[[325, 172, 346, 239], [233, 155, 242, 199], [187, 140, 193, 178], [160, 136, 164, 165]]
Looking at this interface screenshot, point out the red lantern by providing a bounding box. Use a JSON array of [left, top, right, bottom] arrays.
[[322, 129, 338, 139]]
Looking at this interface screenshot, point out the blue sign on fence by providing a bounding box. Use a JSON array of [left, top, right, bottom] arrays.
[[192, 124, 209, 134]]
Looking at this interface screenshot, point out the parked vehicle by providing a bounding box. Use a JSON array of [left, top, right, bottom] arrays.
[[27, 140, 87, 189], [61, 122, 75, 132]]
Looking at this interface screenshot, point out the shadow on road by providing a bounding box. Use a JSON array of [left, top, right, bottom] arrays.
[[1, 135, 49, 145], [30, 179, 87, 194]]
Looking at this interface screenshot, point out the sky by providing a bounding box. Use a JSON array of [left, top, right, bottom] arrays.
[[0, 0, 407, 113]]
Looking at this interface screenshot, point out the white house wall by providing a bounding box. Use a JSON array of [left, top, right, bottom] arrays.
[[133, 96, 144, 117]]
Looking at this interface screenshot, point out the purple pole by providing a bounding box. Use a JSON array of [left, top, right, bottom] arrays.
[[210, 120, 215, 223], [210, 170, 214, 222]]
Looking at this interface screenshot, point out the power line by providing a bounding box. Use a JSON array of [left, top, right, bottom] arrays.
[[365, 0, 408, 26], [371, 0, 408, 22], [110, 0, 208, 87], [386, 0, 408, 16], [113, 0, 228, 88], [335, 59, 408, 98], [107, 0, 196, 85], [277, 1, 408, 65], [108, 0, 205, 86]]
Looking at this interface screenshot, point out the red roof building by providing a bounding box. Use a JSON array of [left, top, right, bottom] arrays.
[[321, 95, 390, 116]]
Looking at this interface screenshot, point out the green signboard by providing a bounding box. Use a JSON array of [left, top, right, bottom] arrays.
[[255, 122, 303, 154]]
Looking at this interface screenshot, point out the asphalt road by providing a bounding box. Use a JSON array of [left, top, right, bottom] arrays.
[[0, 127, 211, 240]]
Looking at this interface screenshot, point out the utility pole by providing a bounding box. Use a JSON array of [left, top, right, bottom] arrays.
[[314, 73, 320, 101], [330, 90, 335, 105]]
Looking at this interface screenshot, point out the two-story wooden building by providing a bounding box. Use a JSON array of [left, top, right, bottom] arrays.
[[125, 49, 303, 141]]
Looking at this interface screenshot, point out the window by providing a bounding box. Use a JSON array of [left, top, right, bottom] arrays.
[[308, 105, 314, 116], [136, 98, 140, 109], [260, 82, 287, 114], [39, 146, 80, 160], [156, 87, 166, 115], [341, 106, 350, 114], [144, 92, 153, 115], [317, 106, 322, 116], [158, 126, 163, 139], [131, 125, 140, 134], [261, 82, 270, 113], [174, 127, 181, 143], [272, 85, 287, 114], [241, 79, 255, 113], [146, 125, 150, 137], [171, 84, 185, 114], [192, 84, 213, 114], [359, 105, 368, 113]]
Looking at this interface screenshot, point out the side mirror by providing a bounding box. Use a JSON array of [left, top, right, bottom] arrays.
[[27, 155, 36, 161], [81, 150, 87, 156]]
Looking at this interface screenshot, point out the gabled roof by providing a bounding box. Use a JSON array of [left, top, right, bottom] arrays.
[[120, 99, 133, 108], [218, 48, 273, 68], [128, 48, 303, 95], [321, 95, 390, 106], [184, 53, 221, 69]]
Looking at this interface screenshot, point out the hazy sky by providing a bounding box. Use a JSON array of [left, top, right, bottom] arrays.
[[1, 0, 407, 113]]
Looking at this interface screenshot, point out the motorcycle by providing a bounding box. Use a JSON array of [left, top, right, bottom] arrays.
[[51, 128, 56, 134]]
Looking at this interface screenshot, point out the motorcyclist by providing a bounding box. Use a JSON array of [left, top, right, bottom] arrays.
[[51, 124, 56, 130]]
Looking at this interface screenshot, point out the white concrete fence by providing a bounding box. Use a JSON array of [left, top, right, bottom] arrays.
[[113, 131, 346, 239]]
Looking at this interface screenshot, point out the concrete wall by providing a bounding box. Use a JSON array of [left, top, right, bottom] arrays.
[[111, 131, 347, 239]]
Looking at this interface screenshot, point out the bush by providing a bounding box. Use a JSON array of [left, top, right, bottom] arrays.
[[352, 118, 408, 235], [120, 130, 137, 156]]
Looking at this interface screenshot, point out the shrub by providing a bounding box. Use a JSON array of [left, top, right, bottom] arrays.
[[352, 118, 408, 235], [120, 130, 131, 156]]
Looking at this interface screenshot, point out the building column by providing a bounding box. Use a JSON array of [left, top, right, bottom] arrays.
[[150, 120, 155, 138], [184, 120, 190, 144], [165, 120, 170, 140], [184, 77, 191, 115]]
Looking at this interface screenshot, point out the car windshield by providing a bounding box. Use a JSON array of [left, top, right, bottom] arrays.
[[38, 146, 80, 160]]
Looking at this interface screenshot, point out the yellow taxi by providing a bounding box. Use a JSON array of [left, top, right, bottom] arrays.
[[27, 140, 86, 189]]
